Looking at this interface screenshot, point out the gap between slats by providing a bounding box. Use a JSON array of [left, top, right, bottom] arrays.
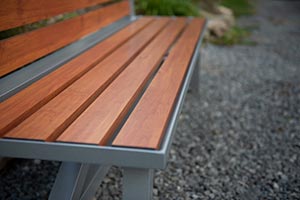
[[112, 19, 206, 150], [4, 18, 170, 141], [0, 17, 153, 136], [56, 18, 188, 145]]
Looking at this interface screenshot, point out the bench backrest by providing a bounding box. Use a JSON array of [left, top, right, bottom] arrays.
[[0, 0, 134, 77]]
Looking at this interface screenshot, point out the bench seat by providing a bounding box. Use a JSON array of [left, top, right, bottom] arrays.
[[1, 17, 205, 150], [0, 1, 206, 198]]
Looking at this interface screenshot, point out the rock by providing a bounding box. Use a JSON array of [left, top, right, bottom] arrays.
[[207, 18, 229, 37], [218, 6, 235, 26], [201, 5, 235, 39], [202, 5, 235, 39]]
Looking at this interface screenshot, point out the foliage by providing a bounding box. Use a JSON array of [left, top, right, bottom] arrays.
[[136, 0, 200, 16], [221, 0, 254, 16], [209, 26, 256, 46]]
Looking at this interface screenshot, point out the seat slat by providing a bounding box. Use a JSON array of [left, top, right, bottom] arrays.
[[57, 18, 187, 145], [0, 1, 130, 77], [4, 18, 170, 141], [0, 17, 153, 136], [0, 0, 111, 31], [112, 19, 206, 149]]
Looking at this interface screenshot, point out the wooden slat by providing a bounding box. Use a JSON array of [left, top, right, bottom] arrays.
[[0, 17, 153, 136], [4, 18, 170, 141], [113, 19, 206, 149], [57, 18, 187, 145], [0, 0, 111, 31], [0, 1, 130, 77]]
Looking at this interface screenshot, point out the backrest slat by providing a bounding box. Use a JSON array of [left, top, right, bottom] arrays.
[[0, 0, 111, 31], [0, 1, 130, 77]]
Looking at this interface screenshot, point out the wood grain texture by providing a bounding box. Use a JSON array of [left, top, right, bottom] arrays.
[[57, 18, 187, 145], [113, 19, 206, 149], [0, 0, 111, 31], [4, 18, 169, 141], [0, 17, 153, 137], [0, 1, 130, 77]]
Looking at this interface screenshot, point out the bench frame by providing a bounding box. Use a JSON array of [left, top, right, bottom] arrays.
[[0, 1, 206, 199]]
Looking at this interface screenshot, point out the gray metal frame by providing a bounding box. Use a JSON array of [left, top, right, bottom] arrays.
[[0, 9, 207, 199], [0, 24, 205, 167], [129, 0, 136, 20]]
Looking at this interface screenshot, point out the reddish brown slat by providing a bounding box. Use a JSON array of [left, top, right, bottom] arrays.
[[5, 18, 169, 141], [57, 18, 187, 145], [0, 17, 153, 136], [0, 1, 130, 77], [113, 19, 206, 149], [0, 0, 111, 31]]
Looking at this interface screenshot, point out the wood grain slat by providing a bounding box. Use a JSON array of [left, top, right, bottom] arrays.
[[0, 1, 130, 77], [0, 17, 153, 136], [4, 18, 169, 141], [113, 19, 206, 149], [57, 18, 187, 145], [0, 0, 111, 31]]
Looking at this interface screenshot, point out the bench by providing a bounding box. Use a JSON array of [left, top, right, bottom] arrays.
[[0, 0, 206, 199]]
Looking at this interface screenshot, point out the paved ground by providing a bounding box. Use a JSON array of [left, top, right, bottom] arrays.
[[1, 0, 299, 199]]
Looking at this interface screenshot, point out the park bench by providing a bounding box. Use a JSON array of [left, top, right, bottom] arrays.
[[0, 0, 206, 199]]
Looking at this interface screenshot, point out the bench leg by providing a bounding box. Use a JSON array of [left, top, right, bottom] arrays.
[[190, 53, 201, 94], [49, 162, 90, 200], [80, 164, 110, 200], [49, 162, 110, 200], [123, 167, 154, 200]]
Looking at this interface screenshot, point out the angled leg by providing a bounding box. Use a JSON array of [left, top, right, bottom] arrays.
[[123, 167, 154, 200], [80, 165, 110, 200], [190, 53, 201, 94], [49, 162, 90, 200]]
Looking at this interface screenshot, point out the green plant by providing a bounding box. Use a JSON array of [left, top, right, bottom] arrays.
[[209, 26, 256, 46], [136, 0, 200, 16], [221, 0, 254, 16]]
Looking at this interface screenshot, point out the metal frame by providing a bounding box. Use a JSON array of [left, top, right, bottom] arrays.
[[129, 0, 136, 20], [0, 15, 207, 199], [0, 21, 206, 167]]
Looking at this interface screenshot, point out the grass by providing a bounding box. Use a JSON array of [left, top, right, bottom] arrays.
[[135, 0, 200, 16], [209, 26, 257, 46], [221, 0, 254, 17]]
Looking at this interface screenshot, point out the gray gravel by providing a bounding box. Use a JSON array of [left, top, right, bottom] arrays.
[[1, 0, 300, 199]]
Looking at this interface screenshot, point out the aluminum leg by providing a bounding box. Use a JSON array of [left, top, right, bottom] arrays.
[[49, 162, 90, 200], [123, 168, 154, 200], [80, 165, 110, 200], [190, 53, 201, 94]]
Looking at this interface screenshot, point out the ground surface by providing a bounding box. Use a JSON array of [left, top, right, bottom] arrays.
[[1, 0, 299, 199]]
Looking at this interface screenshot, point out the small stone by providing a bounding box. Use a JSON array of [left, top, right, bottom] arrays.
[[33, 159, 41, 165], [273, 182, 279, 190]]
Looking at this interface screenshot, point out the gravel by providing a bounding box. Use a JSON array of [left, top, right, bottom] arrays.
[[1, 0, 300, 199]]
